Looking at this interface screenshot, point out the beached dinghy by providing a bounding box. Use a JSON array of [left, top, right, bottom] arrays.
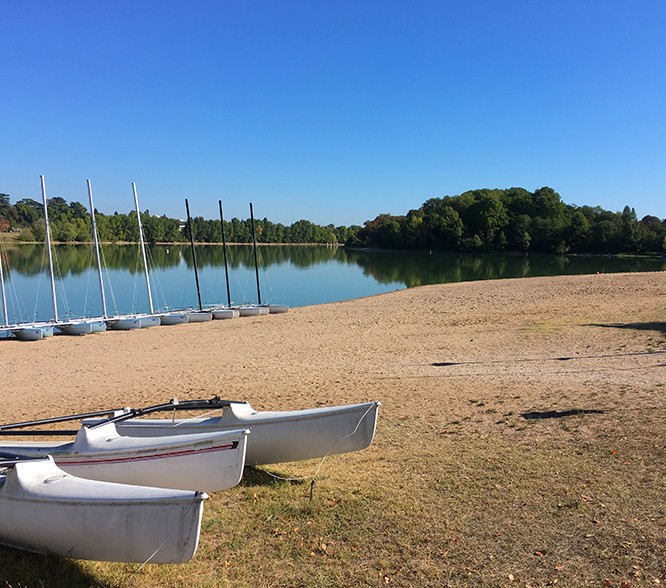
[[158, 311, 189, 325], [106, 316, 142, 330], [211, 307, 239, 319], [0, 456, 206, 563], [0, 422, 248, 492], [110, 400, 380, 466]]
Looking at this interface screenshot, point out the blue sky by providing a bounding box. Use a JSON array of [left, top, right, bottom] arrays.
[[1, 0, 665, 226]]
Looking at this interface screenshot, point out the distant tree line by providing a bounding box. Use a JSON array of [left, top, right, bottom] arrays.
[[0, 194, 357, 245], [351, 187, 666, 254], [1, 187, 664, 253]]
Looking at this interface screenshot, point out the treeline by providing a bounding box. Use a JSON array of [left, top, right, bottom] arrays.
[[0, 194, 357, 244], [351, 187, 666, 254], [2, 187, 665, 254]]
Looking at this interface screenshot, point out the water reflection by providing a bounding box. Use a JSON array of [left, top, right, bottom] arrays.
[[0, 244, 663, 323]]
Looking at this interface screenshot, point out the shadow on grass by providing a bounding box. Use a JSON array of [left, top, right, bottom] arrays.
[[241, 466, 308, 487], [588, 321, 666, 335], [521, 409, 604, 420], [0, 545, 114, 588]]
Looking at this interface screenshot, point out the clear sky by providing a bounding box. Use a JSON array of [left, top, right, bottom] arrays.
[[1, 0, 665, 226]]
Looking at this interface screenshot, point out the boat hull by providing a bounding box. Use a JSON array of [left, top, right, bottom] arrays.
[[13, 328, 43, 341], [56, 322, 94, 336], [237, 305, 269, 317], [0, 457, 206, 563], [187, 311, 213, 322], [89, 320, 107, 333], [159, 312, 189, 325], [106, 317, 142, 330], [111, 401, 380, 466], [139, 315, 161, 328], [211, 308, 239, 320], [0, 423, 249, 492]]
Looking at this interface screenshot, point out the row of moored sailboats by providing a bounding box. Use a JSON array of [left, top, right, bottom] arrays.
[[0, 177, 288, 341]]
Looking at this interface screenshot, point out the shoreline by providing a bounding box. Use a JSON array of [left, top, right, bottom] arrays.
[[2, 271, 664, 425]]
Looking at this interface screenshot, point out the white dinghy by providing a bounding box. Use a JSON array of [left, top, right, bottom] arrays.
[[0, 422, 248, 492], [211, 308, 240, 320], [110, 400, 380, 466], [0, 456, 206, 563], [105, 316, 142, 330], [158, 311, 189, 325]]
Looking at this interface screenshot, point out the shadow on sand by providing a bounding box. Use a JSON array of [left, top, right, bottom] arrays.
[[588, 321, 666, 335], [521, 409, 605, 420]]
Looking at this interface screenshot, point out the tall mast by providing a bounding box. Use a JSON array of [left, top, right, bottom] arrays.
[[132, 182, 154, 314], [87, 180, 108, 318], [40, 175, 58, 322], [185, 198, 203, 311], [218, 200, 232, 307], [249, 202, 261, 305], [0, 248, 8, 327]]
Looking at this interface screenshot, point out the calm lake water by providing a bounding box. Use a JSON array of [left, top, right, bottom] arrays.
[[0, 243, 663, 324]]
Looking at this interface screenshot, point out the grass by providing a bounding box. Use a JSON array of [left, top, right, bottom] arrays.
[[1, 398, 665, 587]]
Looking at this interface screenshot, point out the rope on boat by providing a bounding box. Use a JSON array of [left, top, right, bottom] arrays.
[[260, 402, 377, 500], [127, 494, 202, 583]]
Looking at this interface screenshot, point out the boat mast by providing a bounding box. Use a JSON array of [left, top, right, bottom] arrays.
[[218, 200, 232, 307], [0, 248, 8, 327], [40, 175, 58, 322], [185, 199, 203, 311], [249, 202, 262, 305], [86, 180, 108, 318], [132, 182, 154, 314]]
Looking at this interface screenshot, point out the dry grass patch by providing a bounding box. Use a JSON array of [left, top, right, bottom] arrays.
[[3, 404, 663, 588]]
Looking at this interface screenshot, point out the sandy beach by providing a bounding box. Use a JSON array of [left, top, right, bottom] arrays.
[[2, 271, 664, 430], [2, 271, 665, 587]]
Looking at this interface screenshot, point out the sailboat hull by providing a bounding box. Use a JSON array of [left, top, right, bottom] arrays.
[[106, 317, 142, 330], [56, 322, 93, 336], [159, 312, 189, 325], [0, 423, 249, 492], [139, 315, 161, 328], [211, 308, 239, 320], [187, 311, 213, 322], [0, 457, 206, 563], [237, 306, 269, 317], [110, 401, 380, 466]]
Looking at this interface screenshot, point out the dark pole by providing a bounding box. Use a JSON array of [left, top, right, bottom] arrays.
[[249, 202, 262, 305], [185, 198, 203, 311], [218, 200, 232, 307]]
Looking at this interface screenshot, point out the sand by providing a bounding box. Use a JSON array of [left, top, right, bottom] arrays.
[[1, 272, 665, 433]]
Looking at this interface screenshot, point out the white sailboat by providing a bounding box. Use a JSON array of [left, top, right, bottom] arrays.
[[105, 400, 380, 466], [235, 203, 288, 317], [0, 421, 249, 492], [104, 182, 186, 329], [183, 198, 213, 322], [3, 176, 106, 340], [0, 251, 44, 341], [0, 456, 207, 563], [2, 397, 380, 468]]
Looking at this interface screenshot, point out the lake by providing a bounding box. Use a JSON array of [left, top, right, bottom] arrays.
[[0, 243, 663, 324]]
